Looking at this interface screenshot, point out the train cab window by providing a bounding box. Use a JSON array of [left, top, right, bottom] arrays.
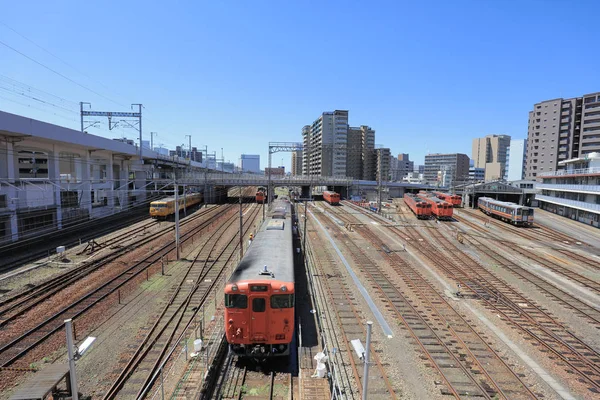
[[271, 294, 294, 309], [252, 298, 266, 312], [225, 294, 248, 309]]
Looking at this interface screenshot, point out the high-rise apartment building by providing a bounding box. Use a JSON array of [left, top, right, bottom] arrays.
[[291, 150, 303, 176], [346, 125, 375, 179], [526, 92, 600, 180], [424, 153, 470, 186], [239, 154, 260, 173], [472, 134, 511, 181], [505, 139, 527, 181], [376, 148, 391, 181], [302, 110, 349, 177]]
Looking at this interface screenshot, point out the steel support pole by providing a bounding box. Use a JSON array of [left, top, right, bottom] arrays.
[[268, 149, 272, 205], [137, 104, 143, 161], [303, 200, 308, 251], [80, 102, 84, 133], [362, 321, 373, 400], [175, 183, 180, 260], [65, 319, 79, 400], [239, 186, 243, 259]]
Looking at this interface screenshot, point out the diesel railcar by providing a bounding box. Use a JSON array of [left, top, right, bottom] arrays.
[[417, 193, 453, 220], [256, 190, 266, 204], [323, 190, 340, 205], [432, 191, 462, 207], [224, 198, 295, 357], [404, 193, 432, 219], [477, 197, 534, 226], [149, 193, 203, 219]]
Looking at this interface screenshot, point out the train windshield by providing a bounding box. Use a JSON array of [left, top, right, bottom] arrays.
[[225, 294, 248, 309], [271, 294, 294, 309], [152, 204, 167, 208]]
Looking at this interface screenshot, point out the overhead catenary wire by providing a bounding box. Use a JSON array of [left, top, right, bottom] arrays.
[[0, 39, 125, 107], [0, 20, 129, 107]]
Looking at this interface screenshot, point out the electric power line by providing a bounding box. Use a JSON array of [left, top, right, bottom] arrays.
[[0, 38, 124, 107]]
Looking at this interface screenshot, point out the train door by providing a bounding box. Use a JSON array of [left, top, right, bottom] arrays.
[[250, 295, 269, 341]]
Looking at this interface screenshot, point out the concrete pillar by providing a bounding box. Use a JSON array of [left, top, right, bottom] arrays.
[[106, 155, 115, 212], [6, 142, 18, 241], [121, 161, 129, 210], [81, 151, 92, 217], [51, 145, 63, 229]]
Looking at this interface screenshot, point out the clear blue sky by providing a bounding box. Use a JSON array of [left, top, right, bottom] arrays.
[[1, 0, 599, 169]]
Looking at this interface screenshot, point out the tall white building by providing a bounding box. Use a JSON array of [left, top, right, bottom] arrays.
[[506, 139, 527, 181], [239, 154, 260, 173]]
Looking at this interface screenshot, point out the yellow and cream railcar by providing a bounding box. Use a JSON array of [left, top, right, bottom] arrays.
[[150, 193, 203, 219]]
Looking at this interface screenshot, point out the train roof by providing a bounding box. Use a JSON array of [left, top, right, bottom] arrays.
[[479, 197, 531, 208], [150, 193, 201, 204], [418, 194, 448, 204], [228, 200, 294, 284]]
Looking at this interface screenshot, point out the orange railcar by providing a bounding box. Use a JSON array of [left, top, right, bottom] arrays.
[[225, 199, 295, 357], [256, 191, 266, 203], [323, 190, 340, 205], [417, 193, 453, 220], [403, 193, 432, 219], [432, 191, 462, 207]]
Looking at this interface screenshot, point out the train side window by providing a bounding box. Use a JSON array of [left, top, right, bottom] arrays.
[[271, 294, 294, 309], [225, 294, 248, 309], [252, 298, 266, 312]]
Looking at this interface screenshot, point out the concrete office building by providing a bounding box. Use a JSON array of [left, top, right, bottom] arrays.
[[424, 153, 470, 186], [302, 110, 349, 177], [505, 139, 527, 181], [390, 153, 414, 181], [469, 167, 485, 182], [239, 154, 260, 174], [472, 134, 511, 181], [537, 152, 600, 227], [526, 92, 600, 180], [291, 150, 303, 176]]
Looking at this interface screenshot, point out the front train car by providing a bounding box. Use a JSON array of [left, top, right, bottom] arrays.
[[224, 199, 295, 357]]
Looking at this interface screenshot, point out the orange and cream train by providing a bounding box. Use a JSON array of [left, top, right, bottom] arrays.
[[224, 198, 295, 357]]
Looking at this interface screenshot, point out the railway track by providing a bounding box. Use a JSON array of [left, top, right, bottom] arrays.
[[325, 203, 536, 399], [0, 206, 225, 331], [461, 234, 600, 327], [460, 208, 591, 246], [103, 204, 261, 399], [0, 205, 239, 370], [0, 200, 157, 273], [397, 218, 600, 395], [215, 354, 290, 400]]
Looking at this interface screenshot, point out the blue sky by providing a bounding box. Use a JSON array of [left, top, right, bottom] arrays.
[[1, 0, 599, 169]]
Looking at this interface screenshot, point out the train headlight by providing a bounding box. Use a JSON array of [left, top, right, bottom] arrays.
[[229, 319, 234, 325], [231, 285, 238, 291], [280, 285, 287, 292]]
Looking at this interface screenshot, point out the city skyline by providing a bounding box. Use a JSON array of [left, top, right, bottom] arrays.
[[2, 2, 599, 170]]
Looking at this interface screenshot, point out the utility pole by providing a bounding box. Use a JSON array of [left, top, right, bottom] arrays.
[[203, 145, 208, 207], [175, 182, 180, 260], [133, 103, 143, 161], [362, 321, 373, 400], [377, 150, 382, 213], [303, 200, 308, 251], [239, 186, 243, 259], [65, 319, 79, 400]]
